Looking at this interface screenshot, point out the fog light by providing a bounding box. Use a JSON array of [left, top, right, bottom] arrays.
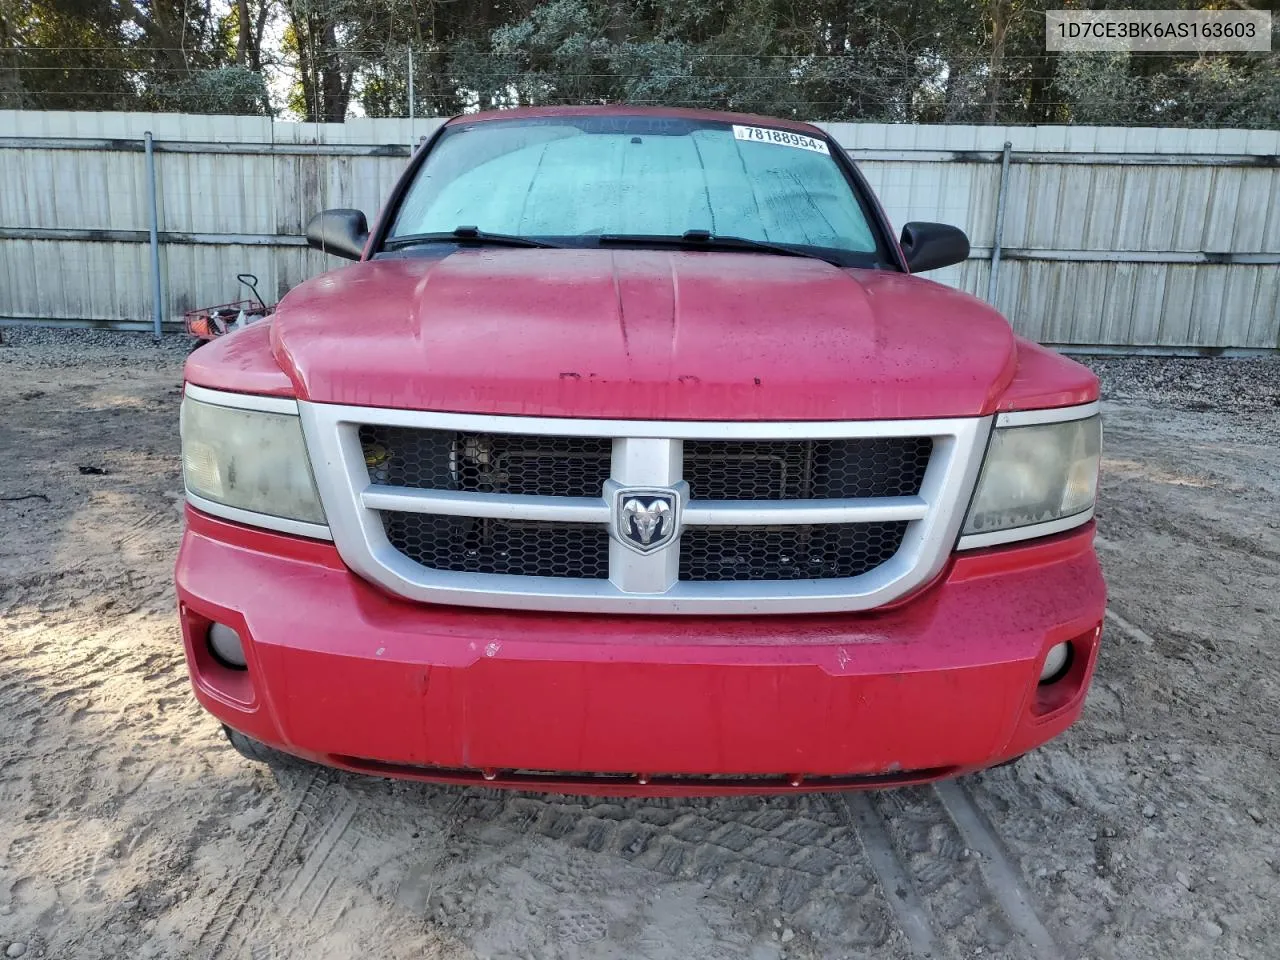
[[207, 622, 247, 669], [1039, 642, 1071, 684]]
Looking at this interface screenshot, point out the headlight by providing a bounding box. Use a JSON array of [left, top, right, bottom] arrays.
[[961, 414, 1100, 545], [181, 393, 326, 527]]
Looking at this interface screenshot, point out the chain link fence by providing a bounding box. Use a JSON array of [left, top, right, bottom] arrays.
[[3, 42, 1279, 128]]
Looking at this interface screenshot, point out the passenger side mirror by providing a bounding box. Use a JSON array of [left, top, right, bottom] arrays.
[[306, 208, 369, 260], [899, 222, 970, 273]]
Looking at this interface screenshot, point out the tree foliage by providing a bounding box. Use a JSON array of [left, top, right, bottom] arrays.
[[2, 0, 248, 110], [2, 0, 1278, 125], [156, 66, 272, 114]]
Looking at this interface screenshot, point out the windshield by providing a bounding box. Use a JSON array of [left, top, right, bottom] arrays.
[[385, 116, 884, 265]]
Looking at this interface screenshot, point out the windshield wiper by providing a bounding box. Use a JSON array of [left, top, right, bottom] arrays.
[[384, 226, 559, 250], [596, 230, 836, 264]]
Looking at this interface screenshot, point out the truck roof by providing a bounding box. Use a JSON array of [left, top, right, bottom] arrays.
[[447, 104, 827, 137]]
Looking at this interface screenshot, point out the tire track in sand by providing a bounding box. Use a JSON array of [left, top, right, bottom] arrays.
[[856, 780, 1067, 959], [193, 770, 328, 960], [840, 791, 942, 957], [934, 780, 1063, 959]]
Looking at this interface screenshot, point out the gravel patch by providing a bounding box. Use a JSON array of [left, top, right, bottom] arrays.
[[1079, 355, 1280, 414], [0, 325, 191, 370]]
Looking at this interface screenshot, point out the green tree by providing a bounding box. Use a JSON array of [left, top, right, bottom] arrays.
[[2, 0, 1276, 126], [3, 0, 274, 113]]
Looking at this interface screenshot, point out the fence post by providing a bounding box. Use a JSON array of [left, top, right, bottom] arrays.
[[408, 47, 415, 124], [144, 131, 163, 340], [986, 140, 1013, 306]]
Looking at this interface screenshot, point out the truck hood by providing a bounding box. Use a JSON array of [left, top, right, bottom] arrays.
[[271, 249, 1019, 420]]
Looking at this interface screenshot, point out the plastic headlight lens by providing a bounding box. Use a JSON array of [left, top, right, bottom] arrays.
[[963, 415, 1100, 536], [181, 396, 325, 525]]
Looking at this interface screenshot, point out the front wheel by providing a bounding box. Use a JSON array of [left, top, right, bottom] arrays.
[[221, 724, 313, 772]]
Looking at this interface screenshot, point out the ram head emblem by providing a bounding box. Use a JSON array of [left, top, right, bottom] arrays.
[[613, 491, 680, 553]]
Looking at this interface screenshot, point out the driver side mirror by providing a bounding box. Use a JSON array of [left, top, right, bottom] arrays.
[[899, 222, 970, 273], [306, 208, 369, 260]]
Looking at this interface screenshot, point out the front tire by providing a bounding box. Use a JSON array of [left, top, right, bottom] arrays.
[[221, 724, 312, 771]]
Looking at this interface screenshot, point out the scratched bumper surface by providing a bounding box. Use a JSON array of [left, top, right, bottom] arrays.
[[175, 508, 1105, 782]]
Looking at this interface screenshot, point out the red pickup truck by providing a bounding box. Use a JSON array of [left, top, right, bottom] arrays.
[[177, 106, 1104, 795]]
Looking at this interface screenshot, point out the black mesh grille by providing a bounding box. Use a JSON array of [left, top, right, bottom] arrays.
[[361, 425, 927, 584], [683, 438, 932, 501], [679, 522, 908, 582], [381, 514, 610, 579], [360, 425, 611, 498]]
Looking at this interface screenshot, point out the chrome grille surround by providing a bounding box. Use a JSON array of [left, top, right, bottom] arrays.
[[299, 403, 993, 615]]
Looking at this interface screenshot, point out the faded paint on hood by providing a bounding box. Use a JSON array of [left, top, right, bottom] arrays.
[[269, 249, 1020, 420]]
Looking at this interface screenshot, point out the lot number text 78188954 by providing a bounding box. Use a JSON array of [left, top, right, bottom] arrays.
[[732, 125, 831, 155]]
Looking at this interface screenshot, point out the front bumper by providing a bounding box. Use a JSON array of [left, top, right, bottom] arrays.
[[176, 507, 1105, 795]]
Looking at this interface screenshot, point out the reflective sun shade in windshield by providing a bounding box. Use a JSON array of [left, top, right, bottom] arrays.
[[389, 117, 878, 258]]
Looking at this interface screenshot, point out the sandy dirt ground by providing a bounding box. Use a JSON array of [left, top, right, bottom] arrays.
[[0, 327, 1277, 960]]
